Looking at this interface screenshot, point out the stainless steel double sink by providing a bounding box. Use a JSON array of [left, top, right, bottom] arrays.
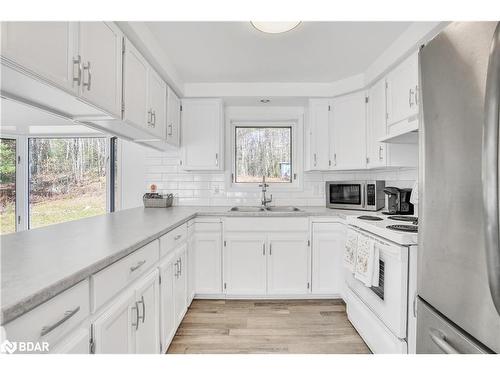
[[229, 206, 302, 213]]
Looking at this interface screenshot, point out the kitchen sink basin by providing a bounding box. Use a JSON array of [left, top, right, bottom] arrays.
[[229, 206, 266, 212], [265, 206, 302, 212]]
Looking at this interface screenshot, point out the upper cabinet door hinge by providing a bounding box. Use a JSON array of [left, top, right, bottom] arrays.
[[365, 96, 369, 103], [224, 240, 226, 247], [307, 239, 310, 246], [180, 105, 183, 112], [328, 105, 331, 111]]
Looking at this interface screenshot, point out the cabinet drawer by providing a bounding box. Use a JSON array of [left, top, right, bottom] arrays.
[[224, 217, 309, 232], [91, 240, 159, 311], [160, 223, 187, 258], [4, 279, 90, 349]]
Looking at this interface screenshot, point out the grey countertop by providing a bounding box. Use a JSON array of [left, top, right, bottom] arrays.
[[1, 206, 360, 324]]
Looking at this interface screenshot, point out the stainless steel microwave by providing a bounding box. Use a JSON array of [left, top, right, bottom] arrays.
[[325, 180, 385, 211]]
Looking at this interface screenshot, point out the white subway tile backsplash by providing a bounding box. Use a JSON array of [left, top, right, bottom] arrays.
[[143, 150, 416, 206]]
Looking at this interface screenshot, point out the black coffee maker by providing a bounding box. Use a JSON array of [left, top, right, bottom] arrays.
[[383, 187, 414, 215]]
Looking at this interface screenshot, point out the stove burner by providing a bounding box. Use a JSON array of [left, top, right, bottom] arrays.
[[386, 225, 418, 233], [388, 216, 417, 222], [357, 215, 383, 221]]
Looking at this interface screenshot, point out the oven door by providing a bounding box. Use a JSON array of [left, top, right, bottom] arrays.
[[326, 181, 365, 210], [345, 229, 409, 338]]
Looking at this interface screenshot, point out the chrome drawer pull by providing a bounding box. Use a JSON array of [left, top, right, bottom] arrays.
[[137, 296, 145, 323], [174, 234, 182, 240], [130, 260, 146, 272], [132, 302, 140, 330], [82, 61, 92, 91], [40, 306, 80, 337]]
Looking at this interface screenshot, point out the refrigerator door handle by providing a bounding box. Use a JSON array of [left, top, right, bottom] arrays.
[[482, 22, 500, 316], [429, 328, 461, 354]]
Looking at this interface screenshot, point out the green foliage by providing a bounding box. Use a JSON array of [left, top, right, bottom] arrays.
[[0, 139, 16, 184]]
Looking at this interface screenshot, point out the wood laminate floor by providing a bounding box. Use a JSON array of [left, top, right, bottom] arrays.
[[166, 299, 371, 354]]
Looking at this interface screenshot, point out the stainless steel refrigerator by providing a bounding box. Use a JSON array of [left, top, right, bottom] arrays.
[[417, 22, 500, 354]]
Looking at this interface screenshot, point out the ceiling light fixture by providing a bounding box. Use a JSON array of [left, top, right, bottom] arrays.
[[251, 21, 301, 34]]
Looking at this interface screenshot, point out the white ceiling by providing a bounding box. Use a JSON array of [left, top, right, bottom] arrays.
[[145, 21, 412, 83]]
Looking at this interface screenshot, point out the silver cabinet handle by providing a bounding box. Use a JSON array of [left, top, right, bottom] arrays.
[[40, 306, 80, 337], [73, 55, 82, 86], [147, 109, 151, 125], [82, 61, 92, 91], [482, 23, 500, 316], [415, 85, 419, 105], [215, 153, 219, 166], [429, 328, 460, 354], [174, 234, 182, 240], [130, 260, 146, 273], [151, 110, 156, 127], [379, 145, 384, 160], [409, 88, 415, 107], [313, 153, 317, 167], [179, 257, 182, 276], [168, 124, 173, 136], [137, 296, 145, 323], [333, 153, 337, 166], [132, 302, 140, 330], [269, 243, 272, 256], [174, 260, 179, 278]]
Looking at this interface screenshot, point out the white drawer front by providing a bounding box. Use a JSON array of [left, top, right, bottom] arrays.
[[91, 240, 159, 311], [4, 279, 90, 350], [160, 223, 187, 258], [224, 217, 309, 232]]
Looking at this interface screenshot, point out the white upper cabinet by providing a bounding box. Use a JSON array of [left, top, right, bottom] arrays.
[[1, 22, 123, 118], [366, 78, 388, 168], [307, 99, 332, 171], [331, 91, 367, 170], [147, 68, 167, 139], [78, 22, 123, 117], [166, 86, 181, 146], [181, 99, 224, 170], [1, 22, 78, 93], [123, 39, 151, 134], [386, 51, 419, 127]]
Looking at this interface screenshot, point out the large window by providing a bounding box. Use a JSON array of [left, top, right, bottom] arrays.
[[0, 138, 17, 234], [234, 126, 292, 183], [28, 138, 107, 229]]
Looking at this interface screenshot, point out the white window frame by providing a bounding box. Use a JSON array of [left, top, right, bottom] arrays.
[[0, 133, 114, 233], [225, 107, 304, 192]]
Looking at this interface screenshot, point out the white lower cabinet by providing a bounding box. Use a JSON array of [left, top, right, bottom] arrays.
[[193, 222, 223, 295], [92, 269, 160, 354], [173, 244, 188, 326], [51, 327, 90, 354], [159, 254, 176, 352], [311, 222, 346, 296], [267, 234, 310, 295], [224, 234, 267, 295]]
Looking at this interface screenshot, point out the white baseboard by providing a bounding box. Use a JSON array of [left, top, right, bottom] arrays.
[[193, 293, 344, 300]]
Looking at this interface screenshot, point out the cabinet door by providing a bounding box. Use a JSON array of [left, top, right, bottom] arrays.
[[174, 245, 188, 325], [78, 22, 122, 117], [311, 222, 346, 296], [148, 68, 167, 139], [308, 99, 331, 170], [267, 235, 310, 295], [366, 79, 387, 168], [187, 223, 196, 303], [166, 86, 181, 146], [181, 99, 223, 170], [123, 39, 149, 132], [1, 22, 78, 93], [159, 257, 176, 352], [224, 235, 267, 295], [51, 327, 90, 354], [194, 224, 222, 294], [386, 52, 419, 126], [134, 270, 160, 354], [332, 91, 367, 170], [93, 292, 135, 354]]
